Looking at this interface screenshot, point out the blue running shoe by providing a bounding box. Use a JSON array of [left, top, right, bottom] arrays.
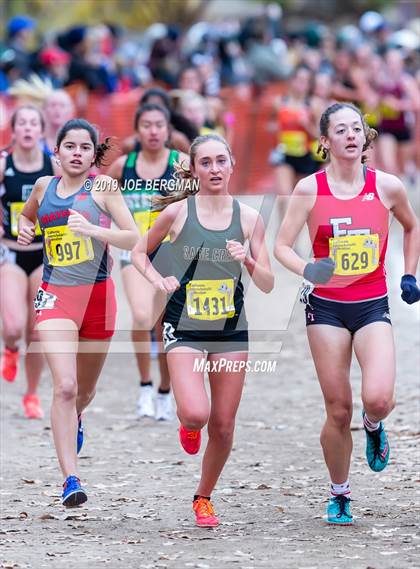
[[77, 415, 83, 455], [62, 475, 87, 507], [327, 495, 353, 525], [363, 412, 390, 472]]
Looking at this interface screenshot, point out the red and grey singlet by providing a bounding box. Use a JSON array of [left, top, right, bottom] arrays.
[[307, 167, 389, 302], [38, 177, 113, 286]]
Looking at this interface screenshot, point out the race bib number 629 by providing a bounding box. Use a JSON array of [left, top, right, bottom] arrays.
[[329, 234, 379, 276]]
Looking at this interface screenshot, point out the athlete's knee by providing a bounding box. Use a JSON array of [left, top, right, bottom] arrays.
[[3, 324, 25, 345], [326, 403, 352, 430], [77, 388, 96, 408], [177, 408, 208, 430], [208, 419, 235, 445], [133, 310, 154, 330], [53, 378, 77, 402], [363, 396, 395, 419]]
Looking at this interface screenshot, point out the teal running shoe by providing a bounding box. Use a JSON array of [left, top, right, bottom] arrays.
[[62, 475, 87, 507], [363, 412, 390, 472], [327, 495, 353, 525], [77, 415, 83, 455]]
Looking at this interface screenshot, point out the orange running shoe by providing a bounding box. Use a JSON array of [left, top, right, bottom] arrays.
[[22, 394, 44, 419], [193, 497, 220, 528], [1, 347, 19, 382], [179, 425, 201, 454]]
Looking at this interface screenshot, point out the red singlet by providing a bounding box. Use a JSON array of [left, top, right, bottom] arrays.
[[307, 167, 389, 302]]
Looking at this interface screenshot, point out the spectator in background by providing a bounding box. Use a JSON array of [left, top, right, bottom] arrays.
[[5, 15, 36, 81], [241, 19, 291, 86], [148, 25, 181, 87], [38, 46, 70, 88], [359, 10, 391, 56], [57, 26, 114, 93], [332, 48, 359, 103], [85, 24, 118, 92], [176, 64, 205, 95], [218, 37, 252, 87], [42, 89, 75, 155], [0, 48, 21, 92], [190, 53, 220, 97]]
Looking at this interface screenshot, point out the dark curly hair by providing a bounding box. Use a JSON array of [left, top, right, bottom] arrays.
[[56, 118, 113, 167], [317, 102, 378, 164]]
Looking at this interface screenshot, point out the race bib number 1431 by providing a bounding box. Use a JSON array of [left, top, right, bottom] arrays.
[[186, 279, 235, 320]]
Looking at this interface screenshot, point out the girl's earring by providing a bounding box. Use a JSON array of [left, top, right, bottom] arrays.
[[55, 158, 61, 166]]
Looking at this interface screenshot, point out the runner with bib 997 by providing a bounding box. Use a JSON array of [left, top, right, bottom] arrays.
[[17, 118, 138, 507]]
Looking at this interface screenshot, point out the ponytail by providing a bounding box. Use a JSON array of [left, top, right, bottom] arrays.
[[94, 137, 114, 167], [153, 159, 199, 208]]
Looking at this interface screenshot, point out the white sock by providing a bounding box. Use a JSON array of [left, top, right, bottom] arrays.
[[363, 413, 380, 432], [330, 480, 351, 497]]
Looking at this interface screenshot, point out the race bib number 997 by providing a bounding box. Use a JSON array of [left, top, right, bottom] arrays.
[[44, 225, 94, 267]]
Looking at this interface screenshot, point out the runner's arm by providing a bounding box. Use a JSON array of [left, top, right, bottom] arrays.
[[383, 174, 419, 275], [72, 175, 138, 250], [240, 210, 274, 293], [17, 177, 49, 245], [274, 177, 316, 276], [131, 202, 182, 291]]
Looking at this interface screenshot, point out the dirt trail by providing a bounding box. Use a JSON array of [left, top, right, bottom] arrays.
[[1, 216, 419, 569]]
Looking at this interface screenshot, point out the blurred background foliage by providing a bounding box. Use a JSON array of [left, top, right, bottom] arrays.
[[1, 0, 396, 33], [1, 0, 209, 32]]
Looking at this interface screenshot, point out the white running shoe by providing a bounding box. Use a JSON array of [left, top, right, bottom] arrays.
[[136, 384, 155, 418], [155, 392, 174, 421]]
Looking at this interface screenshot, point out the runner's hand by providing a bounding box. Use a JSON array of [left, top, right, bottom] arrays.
[[152, 276, 180, 294], [68, 209, 96, 237], [226, 239, 246, 263], [400, 274, 420, 304], [303, 257, 335, 284], [17, 224, 35, 245]]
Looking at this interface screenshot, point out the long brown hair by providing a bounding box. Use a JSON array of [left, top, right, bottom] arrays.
[[154, 133, 235, 207]]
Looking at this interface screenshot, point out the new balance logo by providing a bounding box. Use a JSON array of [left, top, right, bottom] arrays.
[[4, 167, 15, 177], [362, 193, 375, 201], [382, 312, 391, 320]]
